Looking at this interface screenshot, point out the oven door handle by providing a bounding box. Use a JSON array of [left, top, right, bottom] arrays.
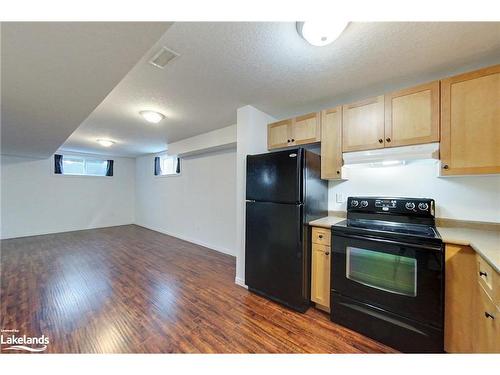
[[332, 232, 442, 251]]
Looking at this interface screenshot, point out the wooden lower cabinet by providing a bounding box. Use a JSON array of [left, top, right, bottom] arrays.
[[475, 284, 500, 353], [444, 244, 500, 353], [311, 243, 330, 311], [311, 227, 331, 312], [444, 244, 476, 353]]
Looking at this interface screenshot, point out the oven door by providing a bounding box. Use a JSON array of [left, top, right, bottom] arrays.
[[331, 232, 444, 328]]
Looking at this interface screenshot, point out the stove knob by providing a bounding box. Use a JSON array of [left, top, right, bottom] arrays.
[[351, 200, 359, 207], [360, 200, 368, 208], [405, 202, 415, 210], [418, 203, 429, 211]]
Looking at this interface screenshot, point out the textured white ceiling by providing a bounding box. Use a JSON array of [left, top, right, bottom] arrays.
[[1, 22, 171, 158], [7, 22, 500, 158]]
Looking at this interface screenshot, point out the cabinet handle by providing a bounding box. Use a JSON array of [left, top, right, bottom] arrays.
[[485, 312, 495, 320], [325, 252, 330, 256], [291, 139, 295, 142], [287, 139, 291, 143], [386, 137, 391, 142], [336, 170, 340, 174], [479, 271, 488, 277], [378, 139, 383, 143], [318, 235, 323, 239], [443, 164, 449, 170]]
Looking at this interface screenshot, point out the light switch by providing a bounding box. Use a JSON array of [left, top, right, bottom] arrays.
[[336, 193, 343, 203]]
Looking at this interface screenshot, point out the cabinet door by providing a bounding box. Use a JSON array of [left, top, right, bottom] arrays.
[[444, 244, 476, 353], [321, 107, 343, 180], [342, 95, 385, 152], [474, 284, 500, 353], [268, 119, 292, 150], [384, 81, 440, 148], [291, 112, 321, 146], [440, 65, 500, 175], [311, 242, 331, 310]]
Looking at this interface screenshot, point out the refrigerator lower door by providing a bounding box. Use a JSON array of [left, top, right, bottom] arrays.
[[245, 201, 307, 312]]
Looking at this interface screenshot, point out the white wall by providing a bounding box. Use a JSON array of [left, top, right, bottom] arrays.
[[135, 148, 237, 256], [167, 125, 236, 157], [0, 154, 136, 239], [329, 161, 500, 223], [235, 105, 276, 286]]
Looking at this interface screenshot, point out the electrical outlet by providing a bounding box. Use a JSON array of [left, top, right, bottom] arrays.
[[336, 193, 343, 203]]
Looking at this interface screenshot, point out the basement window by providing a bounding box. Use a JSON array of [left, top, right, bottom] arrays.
[[54, 154, 113, 176], [154, 155, 181, 176]]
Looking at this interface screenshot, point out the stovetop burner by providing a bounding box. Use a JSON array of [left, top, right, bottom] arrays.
[[335, 218, 440, 239], [332, 197, 442, 245]]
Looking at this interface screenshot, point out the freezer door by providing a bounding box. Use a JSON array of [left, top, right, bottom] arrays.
[[245, 201, 307, 311], [246, 149, 303, 204]]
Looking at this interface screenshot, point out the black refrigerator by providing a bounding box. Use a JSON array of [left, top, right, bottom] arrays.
[[245, 148, 328, 312]]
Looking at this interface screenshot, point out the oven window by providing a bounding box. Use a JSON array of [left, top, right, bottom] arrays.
[[346, 247, 417, 297]]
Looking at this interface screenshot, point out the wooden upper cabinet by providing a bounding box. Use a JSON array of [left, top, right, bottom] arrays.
[[267, 113, 320, 150], [384, 81, 440, 148], [440, 65, 500, 175], [291, 112, 321, 145], [268, 119, 292, 150], [342, 95, 385, 152], [321, 107, 343, 180]]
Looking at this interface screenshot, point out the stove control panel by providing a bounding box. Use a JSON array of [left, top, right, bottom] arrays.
[[405, 202, 416, 210], [347, 197, 435, 217], [375, 199, 397, 209], [418, 203, 429, 211]]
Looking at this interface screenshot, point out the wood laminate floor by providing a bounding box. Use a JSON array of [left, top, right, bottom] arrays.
[[0, 225, 395, 353]]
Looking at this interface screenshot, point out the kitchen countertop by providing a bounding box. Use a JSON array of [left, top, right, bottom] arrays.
[[309, 215, 500, 273], [308, 215, 345, 228], [437, 227, 500, 273]]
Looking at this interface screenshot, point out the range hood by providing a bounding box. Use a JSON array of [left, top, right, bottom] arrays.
[[343, 143, 440, 165]]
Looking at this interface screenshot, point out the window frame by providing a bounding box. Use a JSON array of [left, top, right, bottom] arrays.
[[155, 154, 181, 178], [52, 153, 113, 178]]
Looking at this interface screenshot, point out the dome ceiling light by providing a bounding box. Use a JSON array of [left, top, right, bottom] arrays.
[[96, 139, 115, 147], [140, 110, 165, 124], [296, 21, 348, 47]]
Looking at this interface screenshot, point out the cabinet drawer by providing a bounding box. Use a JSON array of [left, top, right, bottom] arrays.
[[475, 283, 500, 353], [477, 255, 499, 306], [311, 227, 331, 245]]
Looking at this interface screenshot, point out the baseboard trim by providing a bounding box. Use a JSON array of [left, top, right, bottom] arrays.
[[134, 223, 236, 258], [235, 277, 247, 289], [0, 223, 135, 241]]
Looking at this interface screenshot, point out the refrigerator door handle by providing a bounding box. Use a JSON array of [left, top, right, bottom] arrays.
[[297, 206, 304, 251], [246, 200, 256, 203]]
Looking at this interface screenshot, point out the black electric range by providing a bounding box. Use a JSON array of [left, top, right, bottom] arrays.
[[330, 197, 444, 353]]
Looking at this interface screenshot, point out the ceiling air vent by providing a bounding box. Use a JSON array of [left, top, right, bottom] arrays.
[[149, 47, 179, 69]]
